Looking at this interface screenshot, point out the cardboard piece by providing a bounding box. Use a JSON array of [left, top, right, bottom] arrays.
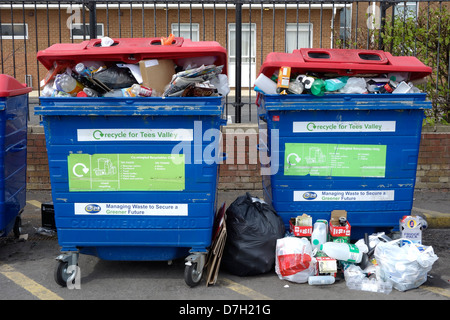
[[205, 202, 227, 286], [139, 59, 175, 94], [329, 210, 351, 240]]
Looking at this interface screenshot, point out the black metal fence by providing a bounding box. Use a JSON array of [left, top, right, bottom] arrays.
[[1, 0, 448, 123]]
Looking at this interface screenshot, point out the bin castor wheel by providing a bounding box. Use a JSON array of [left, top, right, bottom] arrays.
[[13, 216, 21, 239], [184, 262, 203, 287], [54, 252, 79, 288], [54, 260, 70, 287], [184, 253, 206, 287]]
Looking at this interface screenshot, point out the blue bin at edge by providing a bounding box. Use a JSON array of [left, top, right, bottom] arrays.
[[256, 49, 432, 240], [35, 96, 225, 286], [0, 74, 30, 238]]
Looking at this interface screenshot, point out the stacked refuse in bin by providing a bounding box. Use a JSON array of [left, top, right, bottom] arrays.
[[35, 37, 228, 287], [255, 48, 432, 240]]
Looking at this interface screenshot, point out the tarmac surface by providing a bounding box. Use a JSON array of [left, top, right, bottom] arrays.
[[0, 188, 448, 303]]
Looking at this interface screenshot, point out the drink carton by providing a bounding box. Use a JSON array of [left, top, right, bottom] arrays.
[[400, 215, 423, 244], [289, 214, 313, 237], [316, 256, 337, 277], [277, 66, 291, 91]]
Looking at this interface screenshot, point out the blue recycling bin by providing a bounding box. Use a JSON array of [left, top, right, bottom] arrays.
[[35, 37, 228, 287], [35, 96, 225, 287], [0, 74, 31, 238], [257, 49, 432, 239]]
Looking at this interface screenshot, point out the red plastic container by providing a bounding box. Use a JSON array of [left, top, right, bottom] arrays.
[[259, 48, 431, 81], [37, 37, 227, 74], [0, 74, 32, 97]]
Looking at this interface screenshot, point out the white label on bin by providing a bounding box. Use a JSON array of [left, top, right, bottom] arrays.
[[74, 203, 188, 216], [77, 129, 193, 141], [293, 190, 395, 201], [293, 121, 396, 133]]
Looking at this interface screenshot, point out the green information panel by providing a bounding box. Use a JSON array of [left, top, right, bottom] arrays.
[[68, 153, 185, 191], [284, 143, 386, 177]]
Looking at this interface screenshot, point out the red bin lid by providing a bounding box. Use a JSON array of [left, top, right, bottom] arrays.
[[37, 37, 228, 75], [259, 48, 431, 81], [0, 74, 33, 97]]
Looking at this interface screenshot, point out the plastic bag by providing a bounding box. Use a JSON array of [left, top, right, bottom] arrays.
[[222, 193, 285, 276], [93, 66, 138, 89], [338, 77, 368, 94], [374, 239, 438, 291], [275, 237, 316, 283]]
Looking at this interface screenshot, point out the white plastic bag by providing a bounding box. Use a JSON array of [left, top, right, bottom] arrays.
[[374, 239, 438, 291], [275, 237, 316, 283]]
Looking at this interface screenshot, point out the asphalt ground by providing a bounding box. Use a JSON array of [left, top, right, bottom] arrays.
[[0, 189, 449, 306]]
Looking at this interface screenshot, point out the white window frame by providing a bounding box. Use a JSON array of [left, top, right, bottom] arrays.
[[339, 7, 352, 41], [228, 23, 256, 64], [395, 2, 419, 19], [285, 23, 313, 52], [171, 23, 199, 41], [70, 23, 104, 40], [1, 23, 28, 40]]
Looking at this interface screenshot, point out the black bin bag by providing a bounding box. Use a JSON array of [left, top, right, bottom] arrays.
[[222, 193, 285, 276]]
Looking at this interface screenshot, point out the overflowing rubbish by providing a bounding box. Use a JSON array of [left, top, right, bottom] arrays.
[[254, 66, 423, 96], [40, 40, 229, 99], [272, 213, 439, 293]]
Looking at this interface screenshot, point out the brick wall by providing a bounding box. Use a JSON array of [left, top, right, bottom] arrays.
[[415, 131, 450, 191], [27, 124, 450, 192]]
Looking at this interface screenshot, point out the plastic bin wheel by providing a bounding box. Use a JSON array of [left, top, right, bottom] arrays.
[[184, 253, 206, 287], [184, 262, 203, 287], [54, 260, 72, 287], [54, 253, 79, 287]]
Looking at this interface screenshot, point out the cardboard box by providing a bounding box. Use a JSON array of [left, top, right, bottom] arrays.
[[289, 217, 313, 237], [277, 66, 291, 90], [139, 59, 175, 94], [316, 257, 337, 276], [329, 210, 351, 240]]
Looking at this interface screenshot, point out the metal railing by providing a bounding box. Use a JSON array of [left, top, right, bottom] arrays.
[[0, 0, 448, 123]]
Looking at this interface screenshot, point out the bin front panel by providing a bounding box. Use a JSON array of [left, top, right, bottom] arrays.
[[258, 94, 430, 237], [0, 94, 28, 236], [38, 100, 224, 258]]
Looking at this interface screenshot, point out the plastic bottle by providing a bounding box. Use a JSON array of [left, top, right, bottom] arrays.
[[310, 79, 326, 96], [287, 76, 304, 94], [131, 84, 153, 97], [74, 63, 92, 77], [254, 73, 278, 95], [308, 275, 335, 285], [103, 87, 135, 97], [311, 220, 327, 251], [83, 87, 98, 97], [324, 76, 348, 92], [54, 73, 84, 96], [320, 242, 363, 263]]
